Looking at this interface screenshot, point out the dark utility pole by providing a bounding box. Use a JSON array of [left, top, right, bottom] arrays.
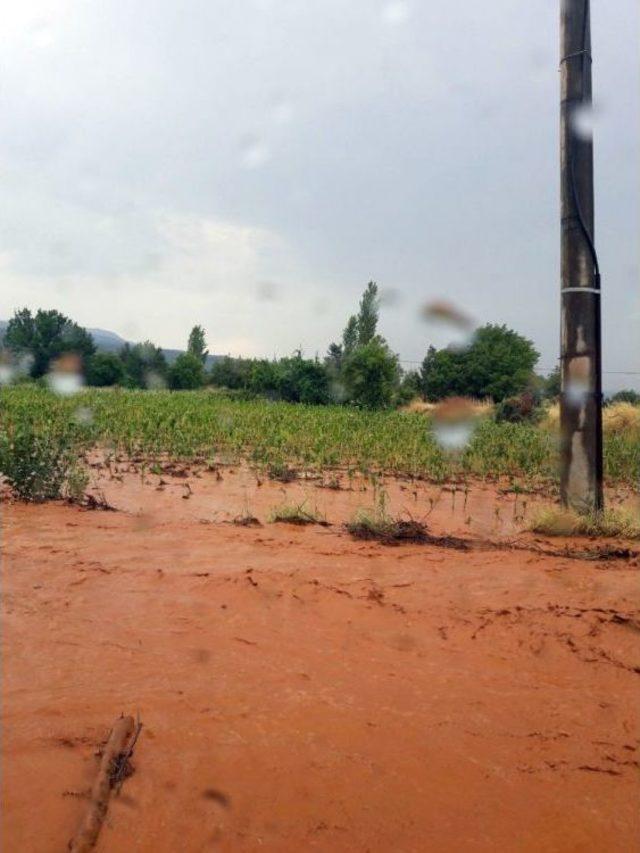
[[559, 0, 603, 512]]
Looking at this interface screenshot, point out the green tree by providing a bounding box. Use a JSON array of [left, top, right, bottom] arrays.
[[4, 308, 95, 378], [210, 356, 252, 389], [356, 281, 379, 346], [419, 345, 462, 400], [342, 315, 358, 356], [608, 389, 640, 405], [187, 325, 208, 363], [342, 339, 399, 409], [420, 325, 539, 402], [168, 352, 205, 389], [324, 342, 344, 374], [542, 366, 561, 400], [86, 352, 125, 387], [119, 341, 167, 388], [395, 369, 421, 406], [277, 355, 330, 404]]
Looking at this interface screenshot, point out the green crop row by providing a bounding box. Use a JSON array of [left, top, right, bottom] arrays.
[[1, 386, 638, 488]]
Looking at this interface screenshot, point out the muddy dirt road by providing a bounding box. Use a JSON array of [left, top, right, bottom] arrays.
[[2, 468, 639, 851]]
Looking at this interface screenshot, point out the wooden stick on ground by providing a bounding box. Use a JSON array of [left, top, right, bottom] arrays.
[[68, 715, 135, 853]]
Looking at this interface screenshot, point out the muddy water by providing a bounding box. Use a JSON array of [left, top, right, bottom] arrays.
[[2, 468, 639, 851]]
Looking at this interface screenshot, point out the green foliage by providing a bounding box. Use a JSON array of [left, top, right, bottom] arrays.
[[544, 366, 561, 400], [4, 308, 95, 378], [169, 352, 205, 390], [342, 339, 400, 409], [0, 409, 89, 502], [324, 342, 343, 374], [86, 352, 125, 387], [420, 324, 539, 402], [395, 370, 422, 406], [187, 325, 208, 363], [119, 341, 167, 388], [342, 315, 358, 356], [210, 354, 329, 404], [356, 281, 379, 346], [210, 356, 253, 390], [1, 386, 637, 487], [276, 356, 330, 404], [608, 389, 640, 405]]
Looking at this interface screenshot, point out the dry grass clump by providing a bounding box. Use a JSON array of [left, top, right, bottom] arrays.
[[269, 501, 329, 526], [346, 509, 429, 544], [543, 401, 640, 434], [603, 402, 640, 434], [346, 507, 469, 549], [402, 397, 493, 418], [530, 506, 640, 540]]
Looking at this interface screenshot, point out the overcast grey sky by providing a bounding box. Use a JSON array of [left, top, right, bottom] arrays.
[[1, 1, 638, 387]]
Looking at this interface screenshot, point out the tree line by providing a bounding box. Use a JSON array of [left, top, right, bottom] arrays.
[[3, 291, 634, 409]]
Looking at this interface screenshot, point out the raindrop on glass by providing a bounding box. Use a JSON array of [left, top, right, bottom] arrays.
[[432, 397, 479, 452], [381, 1, 411, 25], [570, 103, 598, 141], [240, 136, 271, 170], [46, 353, 84, 396]]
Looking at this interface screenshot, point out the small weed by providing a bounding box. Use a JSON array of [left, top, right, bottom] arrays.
[[530, 507, 640, 540], [266, 462, 297, 483], [346, 505, 468, 549], [231, 511, 262, 527]]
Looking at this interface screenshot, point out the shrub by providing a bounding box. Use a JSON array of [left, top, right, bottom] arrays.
[[494, 392, 542, 424], [342, 339, 400, 409], [0, 421, 88, 502], [608, 389, 640, 406], [86, 352, 125, 387], [168, 352, 205, 390]]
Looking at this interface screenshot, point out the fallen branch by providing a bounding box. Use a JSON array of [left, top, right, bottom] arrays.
[[68, 714, 139, 852]]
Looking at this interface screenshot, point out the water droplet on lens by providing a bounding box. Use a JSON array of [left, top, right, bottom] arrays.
[[257, 281, 278, 301], [29, 22, 55, 48], [46, 353, 84, 396], [421, 299, 475, 349], [272, 99, 294, 126], [432, 397, 480, 451], [0, 364, 15, 386], [565, 379, 589, 406], [73, 406, 93, 425], [240, 136, 271, 169], [47, 372, 83, 396], [145, 371, 167, 390], [570, 103, 598, 141], [382, 1, 411, 25]]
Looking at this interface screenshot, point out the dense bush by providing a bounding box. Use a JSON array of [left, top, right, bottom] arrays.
[[0, 419, 88, 501], [342, 340, 400, 409], [86, 352, 125, 387], [211, 355, 330, 404], [168, 353, 205, 390], [420, 325, 539, 403], [119, 342, 168, 388], [494, 392, 542, 424], [608, 389, 640, 406]]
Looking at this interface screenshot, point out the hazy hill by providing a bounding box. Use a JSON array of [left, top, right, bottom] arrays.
[[0, 321, 220, 367]]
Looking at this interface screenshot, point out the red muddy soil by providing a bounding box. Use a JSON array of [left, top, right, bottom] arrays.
[[2, 465, 639, 852]]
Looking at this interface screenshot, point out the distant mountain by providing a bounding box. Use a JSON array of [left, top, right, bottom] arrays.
[[0, 320, 221, 367], [87, 327, 128, 352]]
